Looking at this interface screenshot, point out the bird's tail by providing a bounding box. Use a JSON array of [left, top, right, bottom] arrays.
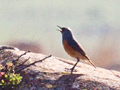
[[88, 59, 96, 68], [85, 56, 96, 68]]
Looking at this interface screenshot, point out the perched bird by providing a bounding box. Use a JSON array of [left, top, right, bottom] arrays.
[[57, 25, 96, 74]]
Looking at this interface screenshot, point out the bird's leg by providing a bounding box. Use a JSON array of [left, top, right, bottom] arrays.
[[70, 58, 80, 74]]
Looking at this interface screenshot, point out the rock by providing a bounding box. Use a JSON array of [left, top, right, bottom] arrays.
[[0, 47, 120, 90]]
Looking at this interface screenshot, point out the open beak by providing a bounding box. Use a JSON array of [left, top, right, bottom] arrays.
[[57, 25, 62, 32]]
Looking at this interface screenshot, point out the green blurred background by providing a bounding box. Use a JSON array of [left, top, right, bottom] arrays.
[[0, 0, 120, 71]]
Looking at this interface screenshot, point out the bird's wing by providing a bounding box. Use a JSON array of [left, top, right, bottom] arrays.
[[67, 38, 86, 56]]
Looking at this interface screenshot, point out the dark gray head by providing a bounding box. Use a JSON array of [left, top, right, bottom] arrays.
[[57, 25, 74, 41], [57, 25, 72, 36]]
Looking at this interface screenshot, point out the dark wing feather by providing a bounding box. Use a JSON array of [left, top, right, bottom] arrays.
[[66, 38, 96, 68], [67, 38, 86, 56]]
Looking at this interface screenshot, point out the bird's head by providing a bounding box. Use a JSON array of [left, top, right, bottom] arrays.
[[57, 25, 72, 35]]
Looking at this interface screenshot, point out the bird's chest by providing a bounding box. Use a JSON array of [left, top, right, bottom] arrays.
[[63, 40, 77, 58]]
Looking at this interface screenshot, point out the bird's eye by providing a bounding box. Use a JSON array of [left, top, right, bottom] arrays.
[[62, 29, 66, 32], [62, 30, 65, 31]]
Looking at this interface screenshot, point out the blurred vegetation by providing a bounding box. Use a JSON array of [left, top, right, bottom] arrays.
[[0, 62, 22, 90], [0, 51, 30, 89]]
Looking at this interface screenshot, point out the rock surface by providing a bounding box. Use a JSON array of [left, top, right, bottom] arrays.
[[0, 48, 120, 90]]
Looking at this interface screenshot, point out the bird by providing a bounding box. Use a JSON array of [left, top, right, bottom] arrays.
[[57, 25, 96, 74]]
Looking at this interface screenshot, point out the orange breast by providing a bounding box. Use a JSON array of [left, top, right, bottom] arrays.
[[63, 40, 86, 59]]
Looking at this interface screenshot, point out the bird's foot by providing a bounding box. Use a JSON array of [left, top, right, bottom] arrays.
[[70, 67, 74, 74], [65, 68, 77, 74], [70, 67, 78, 74]]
